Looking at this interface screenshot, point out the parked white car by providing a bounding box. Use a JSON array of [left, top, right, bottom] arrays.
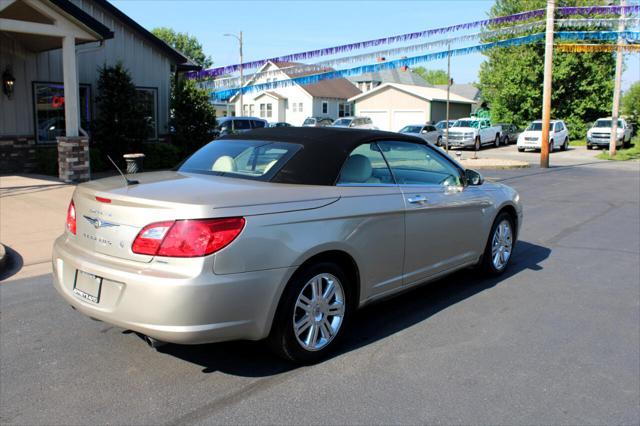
[[586, 117, 632, 150], [331, 116, 377, 129], [398, 124, 439, 144], [517, 120, 569, 152], [442, 118, 502, 150]]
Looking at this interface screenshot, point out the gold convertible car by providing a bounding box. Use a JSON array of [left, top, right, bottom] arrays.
[[52, 127, 522, 363]]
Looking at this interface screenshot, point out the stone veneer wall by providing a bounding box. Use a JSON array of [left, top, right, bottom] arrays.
[[0, 136, 37, 173], [56, 136, 90, 183]]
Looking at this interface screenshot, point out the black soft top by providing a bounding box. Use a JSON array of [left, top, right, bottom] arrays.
[[221, 127, 424, 185]]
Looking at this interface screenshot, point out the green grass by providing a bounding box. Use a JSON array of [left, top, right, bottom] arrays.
[[570, 139, 586, 146], [596, 137, 640, 161]]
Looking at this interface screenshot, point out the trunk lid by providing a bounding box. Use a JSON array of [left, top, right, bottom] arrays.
[[72, 171, 339, 262]]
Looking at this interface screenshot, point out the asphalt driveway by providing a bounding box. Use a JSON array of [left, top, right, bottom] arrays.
[[1, 160, 638, 425]]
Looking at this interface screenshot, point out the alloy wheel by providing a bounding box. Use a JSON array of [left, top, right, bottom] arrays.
[[491, 220, 513, 271], [293, 273, 345, 351]]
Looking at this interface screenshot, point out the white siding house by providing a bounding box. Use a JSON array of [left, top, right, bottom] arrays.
[[230, 61, 360, 126]]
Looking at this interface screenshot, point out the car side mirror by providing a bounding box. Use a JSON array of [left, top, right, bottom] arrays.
[[421, 129, 428, 134], [465, 169, 484, 186]]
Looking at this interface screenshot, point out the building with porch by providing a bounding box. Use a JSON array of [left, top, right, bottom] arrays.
[[0, 0, 195, 178]]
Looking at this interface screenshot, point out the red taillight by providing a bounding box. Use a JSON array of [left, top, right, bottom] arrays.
[[132, 217, 245, 257], [95, 196, 111, 203], [66, 200, 76, 235]]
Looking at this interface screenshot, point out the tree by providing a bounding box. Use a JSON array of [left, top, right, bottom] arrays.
[[171, 78, 217, 155], [92, 63, 150, 163], [622, 82, 640, 134], [152, 27, 212, 68], [413, 67, 450, 85], [478, 0, 615, 139]]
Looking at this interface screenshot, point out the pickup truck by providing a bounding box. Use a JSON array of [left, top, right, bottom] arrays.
[[586, 117, 633, 150], [441, 118, 502, 150]]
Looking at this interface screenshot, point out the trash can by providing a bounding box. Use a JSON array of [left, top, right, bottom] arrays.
[[123, 153, 145, 174]]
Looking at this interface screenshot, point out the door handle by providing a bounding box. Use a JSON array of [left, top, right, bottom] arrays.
[[407, 195, 428, 204]]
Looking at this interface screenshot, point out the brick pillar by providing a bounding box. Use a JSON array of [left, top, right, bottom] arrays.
[[57, 136, 90, 183]]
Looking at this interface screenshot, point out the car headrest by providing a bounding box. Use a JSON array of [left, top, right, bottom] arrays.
[[211, 156, 236, 172], [340, 154, 373, 183]]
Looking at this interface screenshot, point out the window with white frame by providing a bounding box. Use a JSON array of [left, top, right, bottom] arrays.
[[243, 104, 249, 115], [259, 103, 266, 117], [267, 104, 273, 118], [322, 101, 328, 114], [249, 104, 255, 116], [292, 103, 298, 113], [339, 103, 352, 117], [298, 102, 303, 112]]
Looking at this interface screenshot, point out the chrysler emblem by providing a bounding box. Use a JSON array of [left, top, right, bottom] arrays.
[[83, 215, 119, 230]]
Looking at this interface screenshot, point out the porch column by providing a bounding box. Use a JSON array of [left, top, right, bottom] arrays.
[[62, 35, 79, 137]]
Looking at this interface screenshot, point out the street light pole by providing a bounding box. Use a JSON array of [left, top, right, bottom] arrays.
[[224, 31, 244, 116], [609, 0, 626, 157], [540, 0, 556, 169]]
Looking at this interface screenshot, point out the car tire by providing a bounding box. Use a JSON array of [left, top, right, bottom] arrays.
[[549, 139, 554, 153], [436, 136, 442, 147], [268, 262, 352, 364], [481, 212, 516, 276], [475, 137, 481, 151], [561, 138, 568, 151], [494, 134, 501, 148], [517, 147, 525, 152], [587, 144, 593, 150], [623, 137, 631, 149], [504, 136, 510, 145]]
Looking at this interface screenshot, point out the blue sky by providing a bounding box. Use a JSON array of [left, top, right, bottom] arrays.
[[111, 0, 639, 90]]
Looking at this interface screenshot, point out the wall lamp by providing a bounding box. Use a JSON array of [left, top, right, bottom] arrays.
[[3, 69, 16, 99]]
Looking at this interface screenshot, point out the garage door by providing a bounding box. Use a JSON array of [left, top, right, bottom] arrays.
[[392, 110, 427, 132], [359, 110, 389, 131]]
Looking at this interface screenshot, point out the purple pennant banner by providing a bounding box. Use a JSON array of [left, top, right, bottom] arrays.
[[190, 4, 640, 80]]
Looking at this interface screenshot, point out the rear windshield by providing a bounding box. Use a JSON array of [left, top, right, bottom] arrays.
[[179, 139, 302, 181], [303, 118, 316, 125]]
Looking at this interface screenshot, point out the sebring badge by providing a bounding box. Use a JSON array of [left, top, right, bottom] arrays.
[[83, 215, 119, 230]]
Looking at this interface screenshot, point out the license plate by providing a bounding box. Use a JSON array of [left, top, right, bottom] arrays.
[[73, 270, 102, 303]]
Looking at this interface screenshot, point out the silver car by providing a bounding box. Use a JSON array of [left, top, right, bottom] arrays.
[[399, 124, 439, 144], [53, 128, 522, 363]]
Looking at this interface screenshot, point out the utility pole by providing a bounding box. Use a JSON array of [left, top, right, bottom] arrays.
[[609, 0, 626, 156], [540, 0, 555, 169], [445, 42, 451, 153], [224, 31, 244, 115]]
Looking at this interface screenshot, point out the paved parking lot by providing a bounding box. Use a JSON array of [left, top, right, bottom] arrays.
[[1, 159, 639, 425]]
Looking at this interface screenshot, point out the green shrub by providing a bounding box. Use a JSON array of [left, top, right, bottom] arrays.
[[142, 142, 184, 170], [171, 78, 216, 156]]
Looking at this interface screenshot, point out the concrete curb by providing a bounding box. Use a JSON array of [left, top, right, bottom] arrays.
[[459, 159, 531, 170], [0, 243, 6, 273]]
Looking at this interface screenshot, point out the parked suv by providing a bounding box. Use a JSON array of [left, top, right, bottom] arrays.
[[443, 118, 502, 150], [517, 120, 569, 152], [214, 117, 268, 137], [302, 117, 334, 127], [434, 120, 456, 146], [399, 124, 439, 144], [586, 118, 632, 150], [331, 116, 377, 129]]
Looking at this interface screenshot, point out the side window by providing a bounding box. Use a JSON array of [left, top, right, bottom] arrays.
[[554, 122, 561, 132], [251, 120, 266, 128], [234, 119, 251, 130], [337, 143, 394, 185], [377, 141, 462, 187], [425, 125, 436, 132]]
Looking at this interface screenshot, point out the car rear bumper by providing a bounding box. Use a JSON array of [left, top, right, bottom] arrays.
[[52, 235, 294, 344]]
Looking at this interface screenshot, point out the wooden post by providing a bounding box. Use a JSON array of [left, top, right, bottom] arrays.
[[540, 0, 555, 168], [445, 42, 451, 153], [610, 0, 626, 156]]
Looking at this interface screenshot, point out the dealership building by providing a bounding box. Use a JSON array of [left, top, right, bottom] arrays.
[[0, 0, 196, 178]]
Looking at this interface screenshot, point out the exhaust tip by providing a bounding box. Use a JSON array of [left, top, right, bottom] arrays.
[[144, 335, 167, 349]]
